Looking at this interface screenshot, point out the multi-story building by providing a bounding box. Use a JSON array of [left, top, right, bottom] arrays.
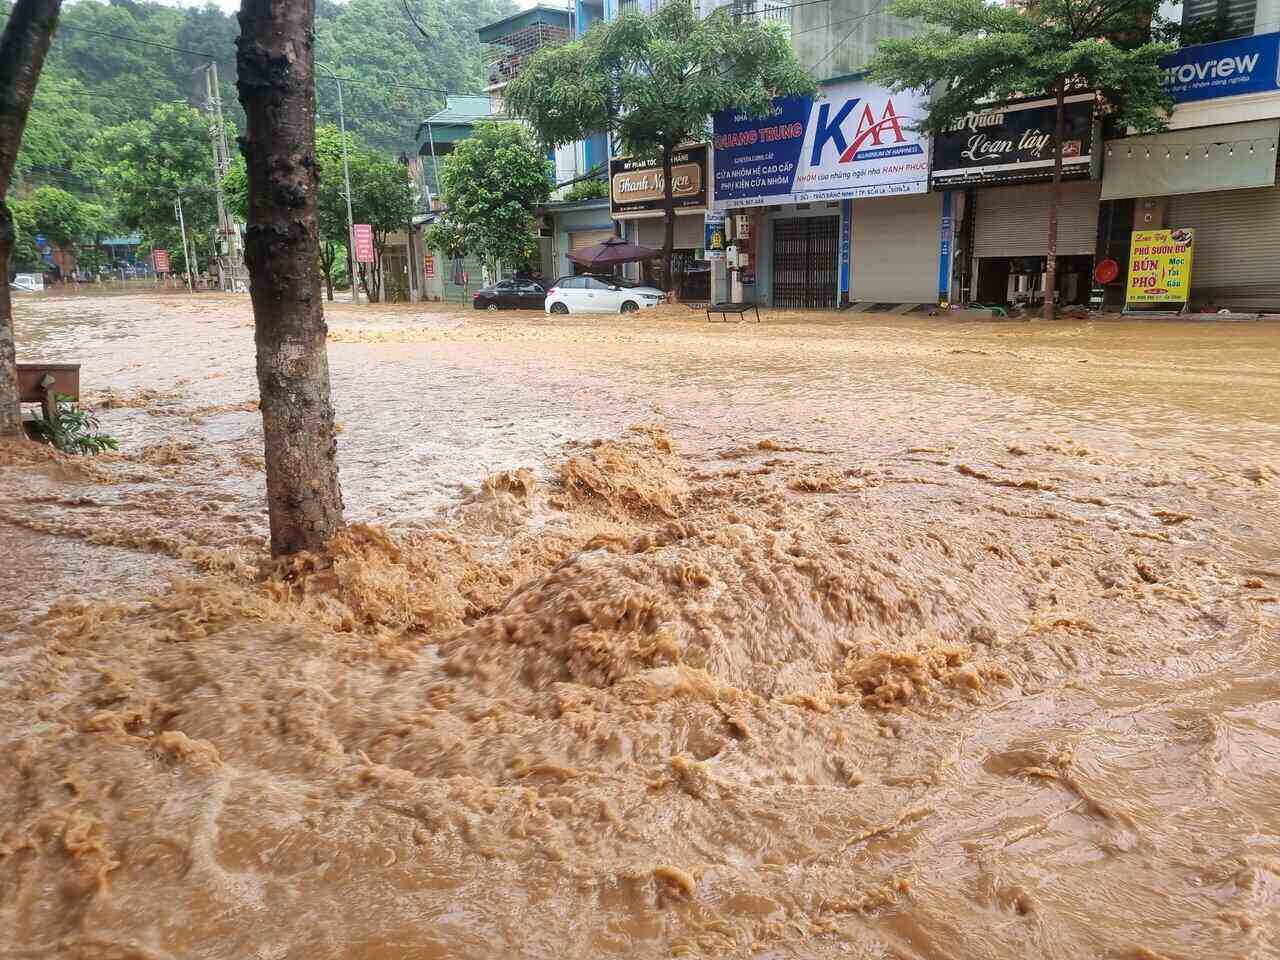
[[701, 0, 946, 308]]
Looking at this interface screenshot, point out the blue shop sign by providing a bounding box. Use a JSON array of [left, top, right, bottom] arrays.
[[1160, 32, 1280, 103]]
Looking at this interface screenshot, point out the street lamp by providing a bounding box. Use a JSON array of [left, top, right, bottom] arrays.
[[316, 62, 359, 304]]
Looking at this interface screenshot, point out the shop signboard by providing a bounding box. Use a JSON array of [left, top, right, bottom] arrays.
[[151, 249, 171, 274], [931, 94, 1096, 188], [1160, 33, 1280, 104], [353, 224, 375, 263], [710, 78, 930, 210], [609, 144, 709, 217], [1125, 228, 1195, 305]]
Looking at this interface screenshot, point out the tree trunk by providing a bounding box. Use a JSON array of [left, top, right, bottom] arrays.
[[236, 0, 344, 555], [320, 244, 334, 300], [661, 143, 675, 296], [1044, 76, 1065, 322], [0, 0, 62, 438]]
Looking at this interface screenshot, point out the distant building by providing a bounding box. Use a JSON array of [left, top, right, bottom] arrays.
[[415, 95, 496, 210]]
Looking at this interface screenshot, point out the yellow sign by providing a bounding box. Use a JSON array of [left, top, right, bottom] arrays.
[[1125, 228, 1195, 304]]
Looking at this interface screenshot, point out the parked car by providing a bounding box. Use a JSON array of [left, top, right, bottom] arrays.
[[472, 278, 546, 311], [544, 275, 665, 315]]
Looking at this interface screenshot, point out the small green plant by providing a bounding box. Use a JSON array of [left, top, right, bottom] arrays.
[[32, 394, 119, 455], [561, 177, 608, 202]]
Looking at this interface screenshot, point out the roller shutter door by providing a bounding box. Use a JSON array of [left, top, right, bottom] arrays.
[[634, 215, 705, 249], [568, 229, 615, 253], [1166, 186, 1280, 311], [973, 182, 1101, 258], [851, 193, 941, 303]]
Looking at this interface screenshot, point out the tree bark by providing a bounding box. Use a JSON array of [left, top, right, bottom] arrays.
[[0, 0, 62, 437], [661, 143, 675, 296], [237, 0, 344, 555], [1044, 76, 1065, 322]]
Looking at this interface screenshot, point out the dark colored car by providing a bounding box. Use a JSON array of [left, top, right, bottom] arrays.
[[472, 278, 547, 311]]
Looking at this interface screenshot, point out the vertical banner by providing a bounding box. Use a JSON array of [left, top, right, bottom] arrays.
[[353, 224, 375, 264], [839, 198, 853, 303], [424, 254, 436, 279], [151, 249, 171, 274], [704, 212, 726, 260], [1125, 228, 1194, 306], [937, 191, 954, 306]]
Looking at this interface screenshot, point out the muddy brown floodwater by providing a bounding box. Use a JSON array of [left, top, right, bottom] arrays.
[[2, 293, 1278, 960]]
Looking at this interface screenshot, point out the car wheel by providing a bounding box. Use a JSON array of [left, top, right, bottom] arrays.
[[486, 302, 499, 312], [620, 300, 639, 314], [550, 301, 569, 315]]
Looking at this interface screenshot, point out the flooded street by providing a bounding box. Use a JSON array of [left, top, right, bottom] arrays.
[[2, 293, 1278, 958]]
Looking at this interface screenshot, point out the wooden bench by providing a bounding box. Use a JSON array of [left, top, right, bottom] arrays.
[[706, 301, 760, 323], [17, 362, 81, 422]]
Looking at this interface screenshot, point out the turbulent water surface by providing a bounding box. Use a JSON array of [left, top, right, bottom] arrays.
[[2, 294, 1278, 959]]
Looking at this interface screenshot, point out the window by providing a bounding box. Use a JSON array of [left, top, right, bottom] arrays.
[[584, 276, 612, 289], [559, 276, 586, 289], [1182, 0, 1257, 41], [519, 281, 543, 292], [496, 280, 514, 289]]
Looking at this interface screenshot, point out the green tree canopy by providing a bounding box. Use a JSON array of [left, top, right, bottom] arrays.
[[867, 0, 1174, 318], [91, 102, 226, 272], [348, 150, 415, 302], [27, 186, 99, 248], [425, 120, 551, 278], [868, 0, 1174, 135], [8, 199, 41, 271], [505, 0, 814, 287]]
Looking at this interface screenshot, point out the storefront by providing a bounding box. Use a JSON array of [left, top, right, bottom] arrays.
[[712, 78, 937, 307], [609, 144, 710, 299], [629, 214, 709, 297], [933, 92, 1102, 308], [1103, 120, 1280, 311], [543, 197, 615, 281], [1100, 32, 1280, 312]]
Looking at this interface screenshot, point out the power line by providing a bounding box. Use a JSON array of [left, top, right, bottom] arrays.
[[808, 14, 868, 73]]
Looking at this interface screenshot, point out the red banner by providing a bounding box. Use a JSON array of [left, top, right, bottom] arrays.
[[424, 254, 435, 279], [353, 224, 375, 264], [152, 249, 171, 274]]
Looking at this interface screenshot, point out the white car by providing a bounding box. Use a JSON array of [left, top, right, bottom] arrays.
[[544, 275, 665, 314]]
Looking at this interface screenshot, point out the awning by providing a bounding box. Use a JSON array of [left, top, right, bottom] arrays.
[[1101, 119, 1279, 200]]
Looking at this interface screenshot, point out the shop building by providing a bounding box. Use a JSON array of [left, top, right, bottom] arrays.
[[609, 144, 712, 299], [710, 77, 945, 308], [931, 93, 1105, 309], [1101, 28, 1280, 312]]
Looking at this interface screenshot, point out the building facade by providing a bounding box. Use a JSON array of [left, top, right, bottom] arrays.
[[1099, 1, 1280, 311]]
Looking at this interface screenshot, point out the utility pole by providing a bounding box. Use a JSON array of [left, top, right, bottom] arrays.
[[203, 61, 244, 292], [317, 63, 359, 304], [174, 195, 196, 291]]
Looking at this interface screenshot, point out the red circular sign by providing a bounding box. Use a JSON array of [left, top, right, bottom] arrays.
[[1094, 258, 1120, 284]]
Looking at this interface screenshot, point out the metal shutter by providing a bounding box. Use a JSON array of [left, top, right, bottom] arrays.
[[973, 182, 1101, 258], [568, 229, 615, 253], [1166, 186, 1280, 310], [851, 193, 941, 302], [634, 215, 704, 249], [772, 216, 839, 308]]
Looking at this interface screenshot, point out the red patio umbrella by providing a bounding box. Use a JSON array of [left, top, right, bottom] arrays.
[[566, 235, 660, 269]]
